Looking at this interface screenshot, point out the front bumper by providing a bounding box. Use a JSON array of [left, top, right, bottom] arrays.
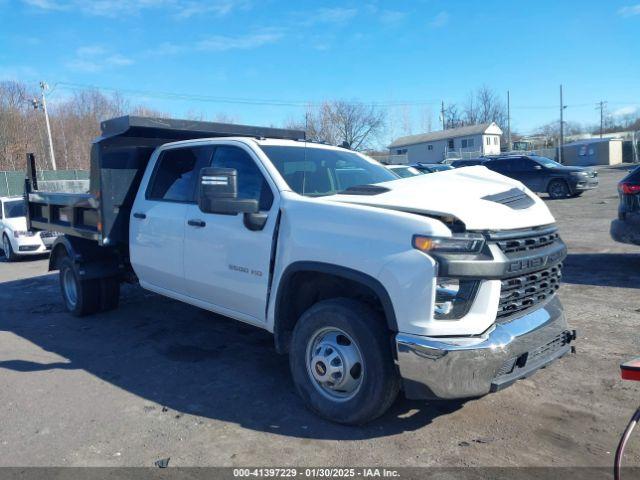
[[396, 296, 574, 400], [570, 177, 599, 192]]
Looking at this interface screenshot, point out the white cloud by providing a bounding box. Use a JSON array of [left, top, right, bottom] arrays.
[[613, 106, 639, 116], [66, 45, 134, 72], [429, 11, 449, 28], [312, 7, 358, 24], [21, 0, 249, 18], [618, 4, 640, 16], [196, 32, 282, 51], [379, 10, 406, 25]]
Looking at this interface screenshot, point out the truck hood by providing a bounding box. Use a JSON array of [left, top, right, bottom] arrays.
[[1, 216, 27, 232], [326, 166, 556, 231]]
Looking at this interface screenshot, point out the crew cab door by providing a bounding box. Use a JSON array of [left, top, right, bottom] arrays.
[[130, 145, 214, 294], [183, 144, 278, 324]]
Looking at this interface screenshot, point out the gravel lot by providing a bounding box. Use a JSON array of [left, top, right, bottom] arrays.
[[1, 165, 639, 468]]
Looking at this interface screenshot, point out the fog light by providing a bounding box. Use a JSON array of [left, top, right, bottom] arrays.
[[434, 278, 480, 320]]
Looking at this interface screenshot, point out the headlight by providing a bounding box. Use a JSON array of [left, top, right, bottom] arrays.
[[413, 233, 484, 253], [13, 230, 35, 238], [434, 278, 480, 320], [570, 171, 587, 177]]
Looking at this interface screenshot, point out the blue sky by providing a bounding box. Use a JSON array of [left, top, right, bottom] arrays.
[[1, 0, 639, 143]]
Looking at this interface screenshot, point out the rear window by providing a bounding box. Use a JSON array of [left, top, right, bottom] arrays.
[[624, 166, 640, 182], [147, 146, 214, 202]]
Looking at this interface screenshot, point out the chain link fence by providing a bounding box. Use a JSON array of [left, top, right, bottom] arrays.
[[0, 170, 89, 197]]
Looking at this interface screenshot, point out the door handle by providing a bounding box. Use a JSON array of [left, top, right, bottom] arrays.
[[133, 212, 146, 219], [187, 219, 206, 228]]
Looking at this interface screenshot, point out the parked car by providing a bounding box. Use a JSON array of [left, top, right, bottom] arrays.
[[450, 158, 486, 168], [26, 116, 574, 424], [611, 166, 640, 245], [386, 164, 424, 178], [411, 163, 454, 174], [483, 155, 599, 199], [0, 196, 58, 261]]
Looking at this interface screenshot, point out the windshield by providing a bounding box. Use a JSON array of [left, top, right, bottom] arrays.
[[3, 200, 25, 218], [259, 146, 398, 197], [390, 166, 421, 178], [531, 156, 562, 168]]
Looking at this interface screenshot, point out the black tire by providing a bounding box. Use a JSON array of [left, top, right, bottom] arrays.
[[99, 277, 120, 312], [2, 234, 19, 262], [59, 257, 100, 316], [289, 298, 400, 425], [547, 179, 570, 199]]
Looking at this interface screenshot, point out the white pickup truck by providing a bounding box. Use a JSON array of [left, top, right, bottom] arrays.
[[26, 116, 575, 424]]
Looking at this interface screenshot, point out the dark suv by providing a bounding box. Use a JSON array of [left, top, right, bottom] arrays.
[[483, 155, 599, 199], [611, 166, 640, 245]]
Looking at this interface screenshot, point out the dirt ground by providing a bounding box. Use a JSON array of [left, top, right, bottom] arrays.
[[1, 165, 639, 468]]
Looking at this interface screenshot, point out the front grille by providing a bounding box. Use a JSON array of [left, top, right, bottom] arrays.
[[488, 226, 559, 254], [497, 263, 562, 318]]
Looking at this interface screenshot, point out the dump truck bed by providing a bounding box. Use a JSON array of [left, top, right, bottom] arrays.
[[25, 115, 305, 247]]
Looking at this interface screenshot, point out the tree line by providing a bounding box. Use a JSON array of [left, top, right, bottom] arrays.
[[2, 79, 635, 171]]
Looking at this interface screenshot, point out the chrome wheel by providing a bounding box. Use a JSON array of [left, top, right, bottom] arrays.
[[62, 267, 78, 309], [306, 327, 364, 402]]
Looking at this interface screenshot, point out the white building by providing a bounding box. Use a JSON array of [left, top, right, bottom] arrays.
[[388, 122, 503, 164]]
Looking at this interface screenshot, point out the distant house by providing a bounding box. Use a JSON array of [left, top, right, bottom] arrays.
[[388, 122, 503, 164]]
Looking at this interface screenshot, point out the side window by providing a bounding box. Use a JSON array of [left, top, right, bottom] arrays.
[[148, 146, 214, 202], [448, 139, 454, 149], [486, 160, 510, 174], [512, 159, 536, 171], [211, 146, 274, 211]]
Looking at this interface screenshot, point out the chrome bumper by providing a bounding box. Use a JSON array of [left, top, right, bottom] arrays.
[[396, 296, 574, 400]]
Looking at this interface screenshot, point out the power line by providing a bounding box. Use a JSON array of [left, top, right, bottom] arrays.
[[54, 82, 441, 107]]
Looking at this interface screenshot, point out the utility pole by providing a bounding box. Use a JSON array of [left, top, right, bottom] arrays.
[[559, 85, 565, 164], [596, 101, 607, 138], [441, 100, 446, 130], [507, 90, 511, 151], [39, 81, 56, 170]]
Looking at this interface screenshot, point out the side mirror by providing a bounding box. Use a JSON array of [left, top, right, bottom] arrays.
[[198, 167, 259, 215]]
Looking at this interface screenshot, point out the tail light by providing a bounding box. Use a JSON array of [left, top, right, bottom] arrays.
[[620, 358, 640, 381], [619, 182, 640, 195]]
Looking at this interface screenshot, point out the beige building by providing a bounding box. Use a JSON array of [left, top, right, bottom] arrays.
[[562, 138, 623, 166]]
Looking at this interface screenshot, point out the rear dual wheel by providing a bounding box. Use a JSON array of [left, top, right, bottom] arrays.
[[289, 298, 400, 425], [59, 257, 120, 316]]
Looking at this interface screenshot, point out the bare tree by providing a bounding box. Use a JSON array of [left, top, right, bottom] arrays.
[[463, 86, 507, 127], [443, 103, 464, 129], [287, 101, 386, 151], [0, 81, 181, 171]]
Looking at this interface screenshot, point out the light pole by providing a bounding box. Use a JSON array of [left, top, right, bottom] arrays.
[[559, 85, 567, 164], [33, 81, 57, 170]]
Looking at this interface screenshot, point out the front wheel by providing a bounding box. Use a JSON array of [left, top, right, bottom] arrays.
[[2, 234, 18, 262], [289, 298, 400, 425], [548, 179, 571, 199]]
